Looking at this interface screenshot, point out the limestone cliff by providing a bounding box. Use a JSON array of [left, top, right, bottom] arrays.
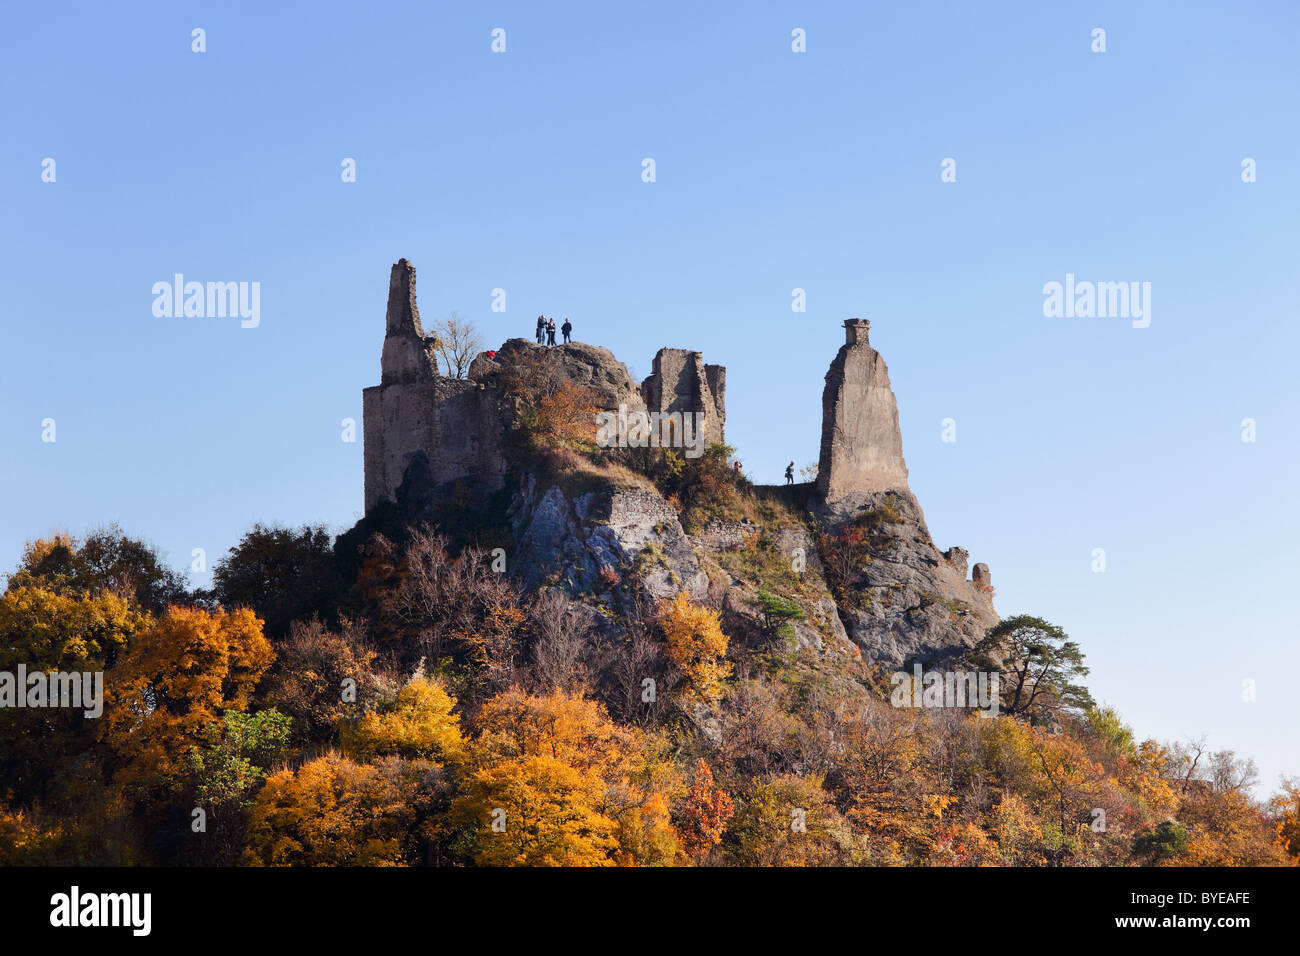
[[813, 488, 998, 668]]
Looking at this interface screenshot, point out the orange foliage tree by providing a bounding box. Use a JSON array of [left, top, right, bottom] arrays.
[[452, 688, 682, 866], [101, 605, 274, 791], [243, 752, 417, 866], [676, 759, 734, 862]]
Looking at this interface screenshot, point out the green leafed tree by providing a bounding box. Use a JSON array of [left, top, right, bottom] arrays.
[[971, 615, 1094, 726]]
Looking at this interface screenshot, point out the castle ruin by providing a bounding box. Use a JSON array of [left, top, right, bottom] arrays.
[[815, 318, 910, 502], [640, 348, 726, 448], [362, 259, 725, 513], [362, 260, 510, 513]]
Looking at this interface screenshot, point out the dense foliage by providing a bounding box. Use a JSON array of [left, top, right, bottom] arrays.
[[1, 522, 1294, 868]]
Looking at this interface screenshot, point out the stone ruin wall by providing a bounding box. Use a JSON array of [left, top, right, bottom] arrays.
[[363, 259, 509, 512], [363, 260, 726, 512], [639, 348, 726, 448]]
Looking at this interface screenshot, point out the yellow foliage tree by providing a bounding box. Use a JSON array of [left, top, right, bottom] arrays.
[[660, 592, 731, 702], [0, 584, 146, 672], [1271, 778, 1300, 862], [243, 752, 413, 866], [457, 753, 619, 866], [101, 605, 274, 790], [453, 688, 682, 866], [340, 673, 464, 765], [726, 773, 867, 866]]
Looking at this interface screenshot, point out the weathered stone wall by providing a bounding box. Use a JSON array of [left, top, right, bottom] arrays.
[[640, 348, 726, 447], [363, 259, 509, 512], [363, 260, 726, 514], [815, 319, 910, 502], [363, 377, 509, 512]]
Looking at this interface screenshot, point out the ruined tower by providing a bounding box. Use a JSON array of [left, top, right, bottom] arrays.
[[815, 319, 910, 503], [362, 259, 508, 512], [640, 348, 727, 447]]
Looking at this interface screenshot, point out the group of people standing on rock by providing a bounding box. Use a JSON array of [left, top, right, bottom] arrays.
[[535, 316, 572, 346]]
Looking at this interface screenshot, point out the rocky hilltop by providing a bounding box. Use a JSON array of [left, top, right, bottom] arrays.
[[359, 258, 998, 673]]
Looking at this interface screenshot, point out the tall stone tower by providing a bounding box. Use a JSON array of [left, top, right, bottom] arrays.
[[815, 319, 910, 502], [362, 259, 508, 513]]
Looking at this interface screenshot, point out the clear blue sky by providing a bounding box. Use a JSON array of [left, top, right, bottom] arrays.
[[2, 1, 1297, 793]]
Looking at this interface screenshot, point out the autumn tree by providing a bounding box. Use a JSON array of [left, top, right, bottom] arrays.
[[497, 350, 603, 454], [7, 527, 189, 613], [0, 579, 149, 800], [101, 605, 274, 792], [340, 672, 464, 764], [661, 592, 731, 702], [1269, 777, 1300, 862], [243, 752, 421, 866], [211, 523, 341, 639], [725, 773, 867, 866], [258, 617, 381, 749], [385, 529, 524, 695], [429, 312, 482, 379], [452, 688, 681, 866], [676, 759, 734, 863], [526, 589, 593, 693]]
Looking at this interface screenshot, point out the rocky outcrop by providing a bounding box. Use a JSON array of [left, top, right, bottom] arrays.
[[360, 260, 1003, 675], [469, 338, 647, 413], [508, 475, 709, 605], [808, 317, 997, 668], [813, 488, 997, 669]]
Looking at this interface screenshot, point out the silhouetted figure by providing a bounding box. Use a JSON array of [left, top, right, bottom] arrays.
[[546, 318, 557, 346], [785, 461, 795, 485], [561, 318, 572, 344], [535, 316, 546, 344]]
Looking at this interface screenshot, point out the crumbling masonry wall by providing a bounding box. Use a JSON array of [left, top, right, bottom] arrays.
[[640, 348, 726, 448], [363, 259, 508, 512], [363, 261, 726, 513]]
